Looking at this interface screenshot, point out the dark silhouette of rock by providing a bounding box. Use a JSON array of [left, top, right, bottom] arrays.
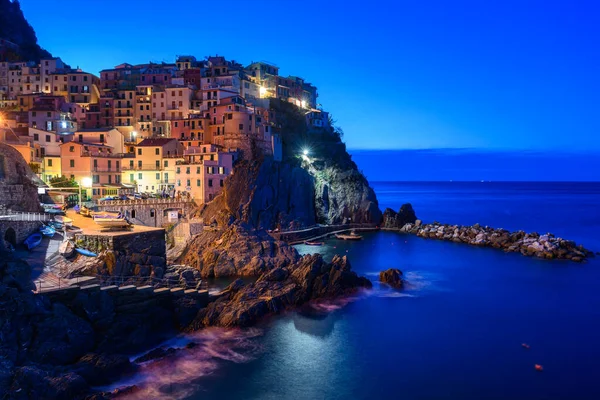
[[133, 347, 177, 364], [71, 353, 134, 386], [382, 203, 417, 229], [0, 0, 52, 61], [379, 268, 404, 289]]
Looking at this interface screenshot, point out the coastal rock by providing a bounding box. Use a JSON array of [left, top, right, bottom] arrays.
[[180, 224, 300, 278], [379, 268, 404, 289], [133, 347, 177, 364], [71, 353, 134, 386], [10, 366, 88, 400], [193, 254, 372, 328], [389, 222, 593, 262], [382, 204, 418, 229]]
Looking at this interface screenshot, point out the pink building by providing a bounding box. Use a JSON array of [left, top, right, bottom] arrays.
[[174, 144, 236, 203]]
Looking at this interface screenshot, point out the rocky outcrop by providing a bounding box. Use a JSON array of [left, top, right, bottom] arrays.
[[195, 155, 381, 231], [0, 254, 206, 398], [0, 0, 52, 62], [193, 254, 372, 328], [179, 224, 300, 278], [382, 203, 417, 229], [396, 222, 594, 262], [379, 268, 404, 289]]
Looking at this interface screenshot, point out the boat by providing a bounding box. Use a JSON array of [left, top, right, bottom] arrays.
[[48, 220, 64, 230], [79, 205, 92, 217], [335, 232, 363, 241], [304, 241, 324, 246], [53, 215, 73, 227], [66, 225, 83, 234], [91, 211, 122, 219], [39, 225, 56, 237], [24, 233, 43, 251], [75, 248, 98, 257], [59, 240, 75, 257]]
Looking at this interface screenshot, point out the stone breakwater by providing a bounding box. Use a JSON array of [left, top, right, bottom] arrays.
[[394, 222, 594, 262]]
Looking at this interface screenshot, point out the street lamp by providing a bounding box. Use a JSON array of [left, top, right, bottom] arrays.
[[130, 130, 138, 142], [79, 177, 93, 207]]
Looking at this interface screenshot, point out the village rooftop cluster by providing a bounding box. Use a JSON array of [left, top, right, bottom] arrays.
[[0, 54, 329, 203]]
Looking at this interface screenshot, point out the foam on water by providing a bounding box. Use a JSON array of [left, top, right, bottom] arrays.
[[99, 328, 264, 400]]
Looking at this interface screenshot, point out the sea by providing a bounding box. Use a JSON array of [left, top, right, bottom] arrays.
[[111, 181, 600, 400]]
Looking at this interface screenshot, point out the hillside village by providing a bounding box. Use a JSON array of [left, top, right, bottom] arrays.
[[0, 54, 330, 205]]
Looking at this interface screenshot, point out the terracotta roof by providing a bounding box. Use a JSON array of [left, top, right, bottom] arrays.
[[136, 138, 177, 147]]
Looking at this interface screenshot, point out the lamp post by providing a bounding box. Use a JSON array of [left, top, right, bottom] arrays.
[[79, 177, 93, 207]]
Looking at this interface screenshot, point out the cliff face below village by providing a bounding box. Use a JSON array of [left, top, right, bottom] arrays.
[[195, 146, 381, 231]]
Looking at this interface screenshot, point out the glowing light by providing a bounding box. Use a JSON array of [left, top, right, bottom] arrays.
[[81, 177, 93, 187], [60, 121, 67, 129], [132, 131, 138, 137], [259, 86, 267, 97], [303, 149, 309, 156], [301, 100, 307, 108]]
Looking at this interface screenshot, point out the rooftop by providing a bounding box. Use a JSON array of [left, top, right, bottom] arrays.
[[136, 138, 178, 147]]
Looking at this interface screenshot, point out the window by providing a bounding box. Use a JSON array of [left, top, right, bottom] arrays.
[[155, 148, 160, 155], [33, 133, 39, 140], [130, 174, 134, 182], [46, 135, 50, 142], [176, 167, 180, 174], [208, 179, 213, 187], [137, 148, 142, 155], [99, 134, 105, 143], [163, 160, 168, 168], [219, 167, 225, 174], [196, 167, 200, 174], [131, 210, 136, 218], [186, 167, 190, 174], [197, 179, 201, 187], [69, 146, 74, 152], [116, 161, 120, 170], [187, 179, 191, 187], [108, 175, 112, 184], [155, 160, 160, 169], [220, 179, 224, 187], [93, 175, 99, 183], [69, 160, 74, 167], [47, 159, 53, 167], [138, 161, 142, 168], [138, 173, 142, 179], [177, 179, 181, 187], [156, 173, 160, 180]]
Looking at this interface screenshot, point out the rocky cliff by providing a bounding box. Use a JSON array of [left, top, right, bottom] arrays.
[[196, 153, 381, 231], [0, 0, 51, 62]]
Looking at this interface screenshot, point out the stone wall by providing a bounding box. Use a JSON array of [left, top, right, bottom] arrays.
[[96, 199, 195, 227], [0, 142, 44, 213], [74, 229, 167, 277], [0, 220, 42, 251]]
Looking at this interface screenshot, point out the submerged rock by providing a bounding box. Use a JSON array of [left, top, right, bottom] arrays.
[[379, 268, 404, 289]]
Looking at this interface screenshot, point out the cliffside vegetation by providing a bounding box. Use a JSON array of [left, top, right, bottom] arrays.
[[0, 0, 51, 62]]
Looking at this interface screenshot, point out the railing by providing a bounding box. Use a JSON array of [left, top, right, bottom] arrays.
[[0, 211, 50, 221], [121, 164, 163, 171], [98, 198, 193, 206], [35, 273, 208, 292]]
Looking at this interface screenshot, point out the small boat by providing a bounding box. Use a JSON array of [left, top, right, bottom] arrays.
[[304, 241, 324, 246], [80, 205, 92, 217], [59, 240, 75, 257], [48, 221, 64, 230], [39, 225, 56, 237], [535, 364, 543, 372], [66, 225, 83, 234], [94, 218, 130, 228], [24, 233, 43, 251], [335, 232, 363, 241], [91, 211, 122, 219], [75, 248, 98, 257], [53, 215, 73, 227]]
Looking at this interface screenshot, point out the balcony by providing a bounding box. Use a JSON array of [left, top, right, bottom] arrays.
[[92, 167, 119, 172], [121, 164, 163, 171]]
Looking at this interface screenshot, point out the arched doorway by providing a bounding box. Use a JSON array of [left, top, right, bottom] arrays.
[[4, 227, 17, 247], [131, 209, 136, 219]]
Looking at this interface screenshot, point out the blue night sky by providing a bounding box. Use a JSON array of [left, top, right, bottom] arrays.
[[19, 0, 600, 180]]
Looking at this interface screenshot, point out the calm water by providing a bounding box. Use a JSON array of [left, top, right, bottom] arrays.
[[118, 182, 600, 400]]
